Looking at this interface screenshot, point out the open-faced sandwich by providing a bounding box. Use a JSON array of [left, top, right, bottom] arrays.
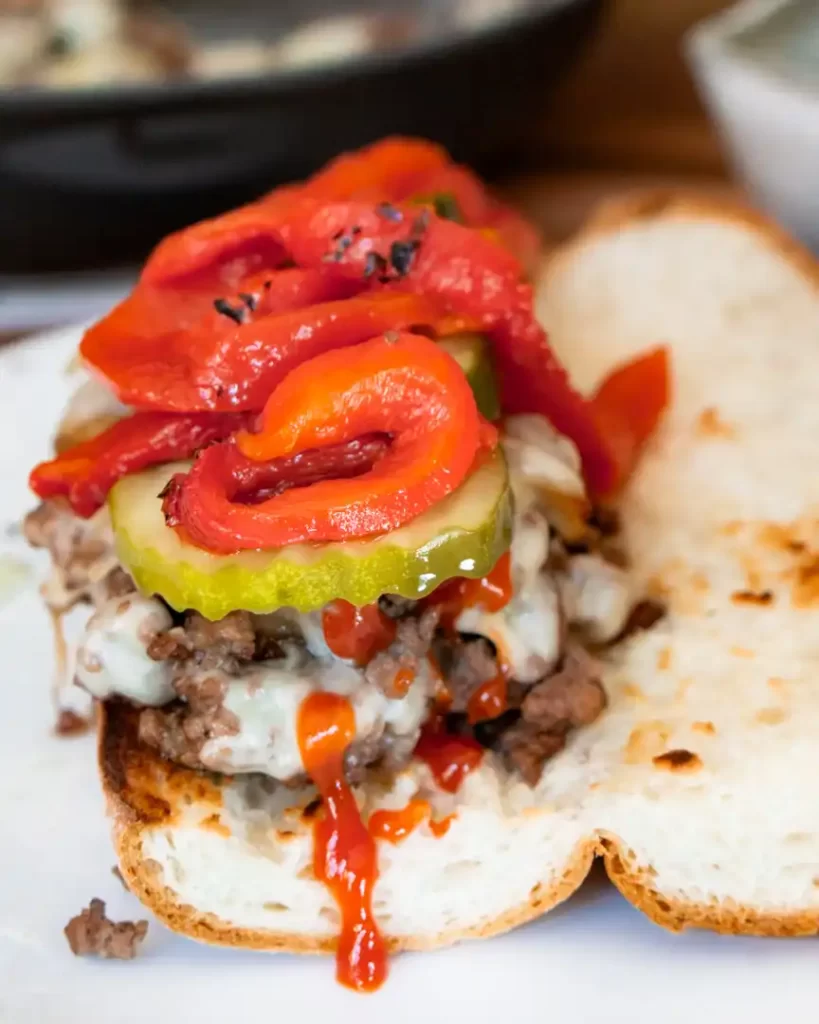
[[25, 137, 681, 989]]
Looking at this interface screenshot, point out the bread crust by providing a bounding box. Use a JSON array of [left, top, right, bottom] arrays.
[[99, 702, 597, 953], [549, 189, 819, 292]]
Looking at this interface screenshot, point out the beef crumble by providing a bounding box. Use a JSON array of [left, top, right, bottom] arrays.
[[147, 610, 256, 670], [364, 608, 438, 697], [64, 899, 148, 960], [138, 666, 241, 771], [432, 634, 498, 713], [54, 707, 94, 737], [23, 500, 119, 611], [497, 645, 606, 786]]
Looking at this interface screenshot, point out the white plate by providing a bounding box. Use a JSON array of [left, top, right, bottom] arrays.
[[0, 326, 815, 1024]]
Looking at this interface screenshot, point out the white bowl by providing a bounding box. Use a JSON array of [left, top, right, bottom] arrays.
[[687, 0, 819, 249]]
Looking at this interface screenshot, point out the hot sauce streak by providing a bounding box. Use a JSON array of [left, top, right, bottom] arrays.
[[322, 600, 396, 665], [424, 551, 513, 629], [369, 799, 430, 844], [414, 719, 484, 793], [297, 691, 386, 992], [429, 814, 455, 838], [369, 800, 457, 843], [466, 673, 509, 724], [391, 666, 415, 697]]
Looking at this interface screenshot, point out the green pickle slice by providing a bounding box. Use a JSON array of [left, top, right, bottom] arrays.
[[110, 449, 512, 619], [438, 334, 500, 422]]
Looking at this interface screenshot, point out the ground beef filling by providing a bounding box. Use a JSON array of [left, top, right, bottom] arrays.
[[496, 645, 606, 785], [38, 430, 649, 789], [131, 591, 613, 788], [23, 500, 120, 611], [134, 605, 440, 784]]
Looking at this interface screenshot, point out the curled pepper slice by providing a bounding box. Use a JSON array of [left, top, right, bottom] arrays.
[[29, 411, 246, 518], [590, 346, 670, 493], [82, 289, 442, 412], [274, 200, 634, 494], [168, 333, 489, 553]]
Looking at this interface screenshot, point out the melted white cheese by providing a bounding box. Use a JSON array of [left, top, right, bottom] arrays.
[[75, 594, 174, 705], [456, 506, 562, 683], [456, 417, 631, 680], [198, 655, 431, 779], [559, 554, 633, 643]]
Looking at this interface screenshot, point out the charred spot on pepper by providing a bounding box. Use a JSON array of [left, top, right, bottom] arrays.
[[375, 201, 403, 223], [213, 298, 247, 325], [237, 292, 257, 313], [364, 251, 389, 280], [389, 239, 420, 278]]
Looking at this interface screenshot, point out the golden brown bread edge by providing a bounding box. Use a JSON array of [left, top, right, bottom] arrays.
[[98, 702, 597, 952], [97, 192, 819, 951]]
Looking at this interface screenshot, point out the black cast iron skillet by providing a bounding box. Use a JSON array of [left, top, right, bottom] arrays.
[[0, 0, 604, 274]]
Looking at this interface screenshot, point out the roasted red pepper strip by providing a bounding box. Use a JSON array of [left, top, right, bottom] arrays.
[[142, 138, 449, 288], [298, 136, 449, 203], [141, 138, 533, 288], [168, 334, 489, 553], [407, 164, 541, 272], [590, 346, 670, 494], [85, 266, 359, 375], [274, 200, 634, 494], [82, 288, 442, 413], [91, 194, 625, 492], [29, 411, 247, 518]]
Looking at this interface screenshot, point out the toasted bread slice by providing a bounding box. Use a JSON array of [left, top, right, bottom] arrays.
[[100, 193, 819, 955]]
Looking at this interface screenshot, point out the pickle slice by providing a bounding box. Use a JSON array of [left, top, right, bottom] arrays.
[[438, 334, 500, 422], [110, 450, 511, 619]]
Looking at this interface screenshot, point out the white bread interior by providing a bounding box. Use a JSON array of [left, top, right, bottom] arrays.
[[101, 193, 819, 955]]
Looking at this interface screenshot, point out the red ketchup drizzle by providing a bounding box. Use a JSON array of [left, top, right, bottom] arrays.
[[321, 600, 397, 665], [466, 673, 509, 725], [428, 814, 455, 838], [369, 799, 430, 844], [297, 692, 386, 993], [391, 666, 415, 697], [369, 800, 456, 843], [424, 551, 513, 630], [414, 719, 484, 793]]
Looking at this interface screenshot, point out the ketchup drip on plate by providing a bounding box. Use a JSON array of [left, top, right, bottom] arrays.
[[297, 692, 386, 992]]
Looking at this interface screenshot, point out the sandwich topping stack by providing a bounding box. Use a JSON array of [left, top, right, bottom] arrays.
[[24, 138, 668, 990]]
